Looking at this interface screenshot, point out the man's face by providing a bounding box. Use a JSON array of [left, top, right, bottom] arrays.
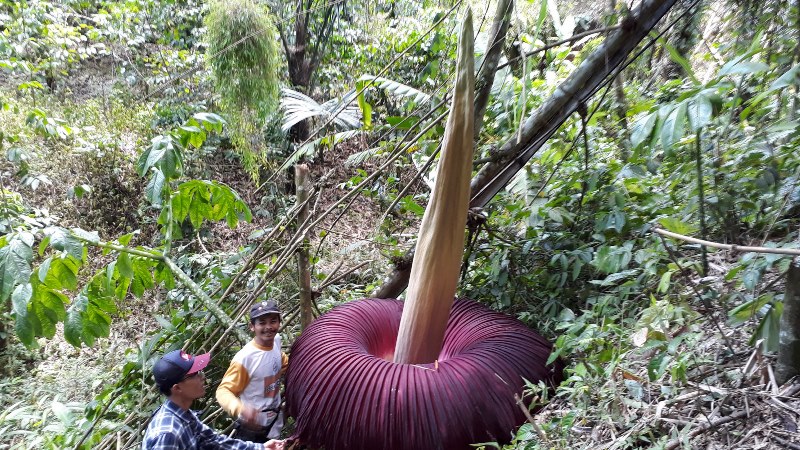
[[176, 370, 206, 400], [250, 314, 281, 347]]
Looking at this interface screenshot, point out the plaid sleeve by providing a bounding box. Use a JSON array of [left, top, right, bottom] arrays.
[[143, 413, 187, 450], [195, 416, 261, 450]]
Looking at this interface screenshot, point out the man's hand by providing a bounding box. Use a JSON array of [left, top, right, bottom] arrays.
[[240, 405, 260, 425], [263, 439, 284, 450]]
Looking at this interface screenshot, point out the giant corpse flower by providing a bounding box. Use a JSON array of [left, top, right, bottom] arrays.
[[285, 10, 563, 450]]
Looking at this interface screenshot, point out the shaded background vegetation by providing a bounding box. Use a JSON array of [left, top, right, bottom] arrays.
[[1, 0, 799, 448]]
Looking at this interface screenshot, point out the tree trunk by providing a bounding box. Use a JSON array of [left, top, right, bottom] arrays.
[[295, 164, 315, 330], [279, 0, 339, 143], [777, 257, 800, 385], [474, 0, 513, 139], [375, 0, 680, 299]]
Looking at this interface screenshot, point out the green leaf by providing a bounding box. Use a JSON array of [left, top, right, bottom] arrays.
[[131, 259, 154, 298], [399, 195, 425, 216], [687, 94, 712, 132], [117, 232, 136, 247], [728, 294, 772, 326], [657, 270, 673, 293], [0, 238, 34, 302], [32, 285, 68, 338], [631, 112, 657, 150], [662, 40, 697, 84], [48, 227, 84, 260], [717, 57, 769, 77], [357, 75, 432, 105], [660, 102, 687, 151], [65, 267, 118, 347], [657, 217, 698, 235], [356, 84, 373, 129], [40, 256, 79, 290], [138, 135, 168, 176], [769, 63, 800, 91], [117, 252, 134, 279], [647, 352, 671, 381], [12, 283, 34, 346], [145, 168, 166, 206]]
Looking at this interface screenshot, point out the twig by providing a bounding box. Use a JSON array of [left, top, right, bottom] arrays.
[[773, 435, 800, 450], [656, 233, 735, 353], [514, 393, 548, 443], [654, 228, 800, 256], [663, 410, 749, 450]]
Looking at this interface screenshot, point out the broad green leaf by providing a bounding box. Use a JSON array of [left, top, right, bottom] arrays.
[[0, 238, 34, 302], [117, 232, 136, 247], [357, 75, 432, 104], [64, 293, 88, 347], [117, 252, 134, 279], [48, 227, 84, 260], [12, 283, 34, 345], [355, 81, 373, 129], [687, 94, 712, 132], [657, 217, 698, 235], [145, 168, 166, 206], [718, 58, 769, 77], [647, 352, 671, 381], [657, 270, 673, 293], [660, 102, 687, 151], [139, 135, 169, 176], [161, 140, 181, 179], [40, 256, 79, 290], [193, 112, 226, 131], [769, 63, 800, 91], [131, 259, 154, 298], [32, 285, 68, 338], [71, 228, 100, 245], [38, 257, 52, 283], [399, 195, 425, 216], [755, 301, 783, 352], [728, 294, 772, 326], [65, 268, 118, 347], [630, 112, 657, 150], [155, 263, 176, 291]]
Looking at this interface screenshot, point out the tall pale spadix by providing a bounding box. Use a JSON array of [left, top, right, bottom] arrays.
[[394, 10, 475, 365]]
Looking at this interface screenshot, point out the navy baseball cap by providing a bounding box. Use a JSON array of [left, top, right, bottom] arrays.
[[153, 350, 210, 389], [250, 300, 281, 320]]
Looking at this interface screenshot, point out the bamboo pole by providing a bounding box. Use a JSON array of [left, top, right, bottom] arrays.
[[295, 164, 314, 329]]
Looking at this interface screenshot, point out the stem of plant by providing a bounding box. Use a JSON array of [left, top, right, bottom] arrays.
[[695, 131, 708, 275]]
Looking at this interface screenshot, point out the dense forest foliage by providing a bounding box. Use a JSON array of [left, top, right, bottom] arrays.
[[1, 0, 799, 448]]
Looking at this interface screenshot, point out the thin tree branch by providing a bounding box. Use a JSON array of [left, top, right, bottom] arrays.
[[653, 228, 800, 256]]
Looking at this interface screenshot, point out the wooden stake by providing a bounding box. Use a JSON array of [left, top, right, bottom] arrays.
[[295, 164, 314, 330]]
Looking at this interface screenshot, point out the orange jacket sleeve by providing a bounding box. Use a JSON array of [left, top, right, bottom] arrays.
[[216, 360, 250, 417]]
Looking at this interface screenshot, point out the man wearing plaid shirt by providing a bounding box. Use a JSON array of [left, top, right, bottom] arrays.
[[142, 349, 284, 450]]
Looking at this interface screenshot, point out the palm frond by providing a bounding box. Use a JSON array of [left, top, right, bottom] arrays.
[[357, 75, 432, 105], [345, 146, 383, 166], [280, 88, 362, 132]]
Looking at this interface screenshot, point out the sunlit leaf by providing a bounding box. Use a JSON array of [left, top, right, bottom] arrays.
[[630, 112, 657, 150], [687, 94, 712, 132], [660, 102, 687, 152]]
